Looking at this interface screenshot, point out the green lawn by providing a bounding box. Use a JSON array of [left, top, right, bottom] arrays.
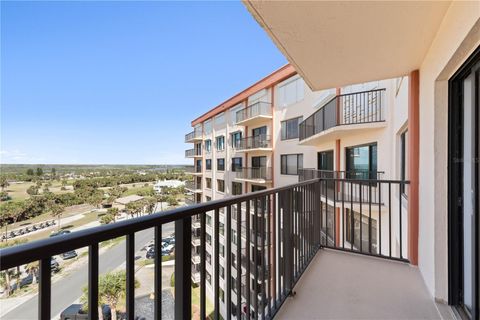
[[192, 286, 215, 319]]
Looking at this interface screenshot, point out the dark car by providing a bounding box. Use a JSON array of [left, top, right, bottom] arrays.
[[19, 274, 38, 288], [51, 257, 60, 272], [60, 303, 111, 320], [146, 248, 155, 259], [61, 250, 78, 260]]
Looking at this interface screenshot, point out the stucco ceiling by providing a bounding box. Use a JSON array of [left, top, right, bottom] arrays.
[[244, 1, 451, 90]]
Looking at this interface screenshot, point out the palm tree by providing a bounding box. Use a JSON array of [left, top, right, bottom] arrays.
[[49, 202, 65, 230], [25, 261, 39, 284]]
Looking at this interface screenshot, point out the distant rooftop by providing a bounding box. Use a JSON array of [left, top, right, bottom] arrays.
[[114, 195, 144, 205]]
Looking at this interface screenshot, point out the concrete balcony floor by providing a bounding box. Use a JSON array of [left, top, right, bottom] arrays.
[[276, 249, 447, 320]]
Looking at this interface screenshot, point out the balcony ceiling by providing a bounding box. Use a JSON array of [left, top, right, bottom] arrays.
[[243, 1, 451, 90]]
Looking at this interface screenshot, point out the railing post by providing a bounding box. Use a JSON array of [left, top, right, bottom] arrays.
[[175, 216, 192, 319], [282, 189, 294, 296]]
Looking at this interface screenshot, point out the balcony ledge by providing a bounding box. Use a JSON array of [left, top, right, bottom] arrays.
[[235, 115, 272, 127], [299, 121, 386, 146], [234, 177, 272, 184], [233, 147, 273, 154]]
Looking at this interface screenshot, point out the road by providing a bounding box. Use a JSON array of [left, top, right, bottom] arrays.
[[3, 223, 175, 320]]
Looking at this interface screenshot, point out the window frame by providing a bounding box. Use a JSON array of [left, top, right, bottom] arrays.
[[216, 135, 225, 151], [281, 116, 303, 140], [217, 179, 225, 193], [217, 158, 225, 171], [280, 153, 304, 175]]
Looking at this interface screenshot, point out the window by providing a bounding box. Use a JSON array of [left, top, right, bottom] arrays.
[[217, 179, 225, 192], [219, 222, 225, 236], [206, 159, 212, 170], [345, 143, 377, 179], [277, 76, 304, 107], [206, 178, 212, 189], [231, 157, 242, 172], [206, 215, 212, 226], [281, 117, 302, 140], [231, 131, 242, 148], [204, 120, 212, 135], [220, 266, 225, 280], [232, 182, 242, 195], [206, 196, 211, 202], [400, 130, 409, 195], [232, 229, 237, 245], [220, 288, 225, 302], [281, 154, 303, 175], [206, 271, 212, 284], [205, 139, 212, 153], [217, 158, 225, 171], [216, 136, 225, 151], [220, 244, 225, 259], [230, 104, 243, 125], [206, 234, 212, 245], [206, 252, 211, 264], [195, 159, 202, 173]]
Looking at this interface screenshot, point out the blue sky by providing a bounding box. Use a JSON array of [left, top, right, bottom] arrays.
[[1, 1, 286, 165]]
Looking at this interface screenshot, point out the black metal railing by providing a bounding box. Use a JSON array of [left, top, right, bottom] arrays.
[[185, 148, 202, 158], [299, 89, 386, 141], [236, 167, 272, 181], [185, 166, 202, 174], [0, 177, 409, 320], [233, 135, 272, 150], [236, 101, 272, 124], [185, 129, 203, 142]]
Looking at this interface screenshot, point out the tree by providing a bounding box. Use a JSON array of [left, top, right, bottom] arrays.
[[166, 195, 178, 207], [25, 261, 39, 284], [145, 197, 156, 215], [26, 185, 39, 196], [51, 168, 56, 179], [81, 271, 139, 320], [101, 207, 120, 224], [0, 176, 9, 191], [36, 168, 43, 176], [26, 169, 34, 176], [0, 191, 10, 201], [87, 191, 104, 209], [49, 201, 65, 229]]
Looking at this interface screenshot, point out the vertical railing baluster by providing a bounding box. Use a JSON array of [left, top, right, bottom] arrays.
[[245, 200, 251, 320], [154, 226, 162, 320], [388, 183, 392, 257], [359, 182, 363, 252], [350, 181, 354, 251], [369, 183, 372, 254], [88, 243, 99, 320], [236, 202, 241, 320], [253, 198, 258, 318], [200, 213, 206, 320], [267, 194, 272, 316], [214, 208, 220, 320], [399, 184, 403, 260], [174, 217, 192, 319], [38, 257, 51, 320], [378, 183, 382, 256], [226, 205, 232, 320], [260, 196, 266, 320], [342, 180, 345, 249], [126, 233, 135, 319]]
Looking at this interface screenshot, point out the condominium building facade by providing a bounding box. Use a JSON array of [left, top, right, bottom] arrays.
[[185, 64, 410, 317]]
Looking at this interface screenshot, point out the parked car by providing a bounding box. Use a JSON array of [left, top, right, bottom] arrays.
[[61, 250, 77, 260], [146, 248, 155, 259], [60, 304, 111, 320], [51, 257, 60, 272], [162, 244, 174, 253], [19, 274, 38, 288]]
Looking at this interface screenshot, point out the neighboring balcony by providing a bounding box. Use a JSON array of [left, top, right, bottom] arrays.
[[233, 135, 272, 153], [299, 89, 387, 146], [235, 101, 272, 126], [185, 180, 202, 193], [191, 269, 200, 284], [185, 148, 202, 158], [185, 166, 202, 176], [235, 167, 272, 184], [185, 129, 203, 143]]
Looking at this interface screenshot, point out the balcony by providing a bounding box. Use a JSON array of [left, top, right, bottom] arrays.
[[233, 135, 272, 153], [185, 148, 202, 158], [1, 177, 438, 320], [185, 129, 203, 143], [185, 166, 202, 175], [235, 101, 272, 126], [185, 180, 202, 193], [235, 167, 272, 184], [299, 89, 386, 146]]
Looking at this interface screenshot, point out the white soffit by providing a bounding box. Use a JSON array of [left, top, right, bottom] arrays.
[[244, 1, 452, 90]]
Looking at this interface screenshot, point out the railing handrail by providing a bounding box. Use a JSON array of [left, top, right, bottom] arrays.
[[0, 178, 319, 270], [235, 101, 272, 123]]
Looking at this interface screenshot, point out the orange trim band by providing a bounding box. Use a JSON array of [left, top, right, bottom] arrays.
[[408, 70, 419, 265]]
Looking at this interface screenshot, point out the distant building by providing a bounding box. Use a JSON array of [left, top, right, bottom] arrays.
[[153, 180, 185, 194], [113, 195, 144, 211]]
